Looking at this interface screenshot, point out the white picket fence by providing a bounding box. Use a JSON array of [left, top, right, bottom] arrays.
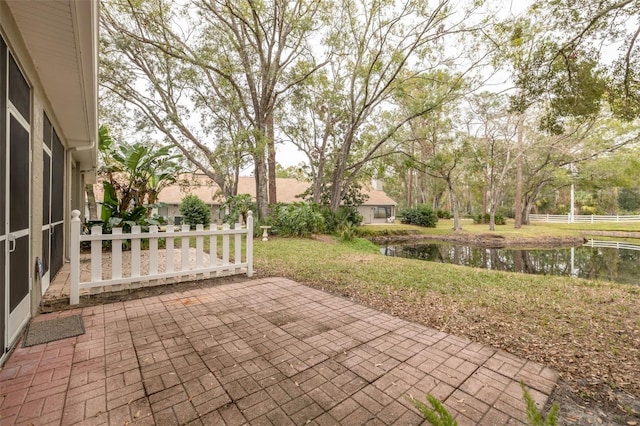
[[584, 239, 640, 251], [69, 210, 254, 305], [529, 214, 640, 224]]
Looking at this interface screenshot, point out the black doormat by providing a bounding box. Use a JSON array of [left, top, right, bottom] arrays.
[[23, 315, 85, 347]]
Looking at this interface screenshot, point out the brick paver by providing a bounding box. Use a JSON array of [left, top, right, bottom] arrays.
[[0, 278, 559, 425]]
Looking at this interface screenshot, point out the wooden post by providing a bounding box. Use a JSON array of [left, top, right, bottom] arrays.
[[70, 210, 81, 305]]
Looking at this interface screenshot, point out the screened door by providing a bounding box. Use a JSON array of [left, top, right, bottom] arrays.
[[41, 114, 64, 293], [2, 47, 31, 350], [0, 37, 6, 359]]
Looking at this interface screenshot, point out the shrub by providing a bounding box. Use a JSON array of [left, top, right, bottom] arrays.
[[437, 210, 452, 219], [221, 194, 256, 225], [473, 213, 506, 225], [410, 384, 559, 426], [399, 205, 438, 228], [337, 222, 358, 242], [179, 195, 211, 228], [521, 382, 559, 426], [409, 394, 457, 426], [271, 202, 324, 237]]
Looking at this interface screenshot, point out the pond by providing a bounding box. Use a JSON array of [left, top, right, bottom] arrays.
[[380, 241, 640, 286]]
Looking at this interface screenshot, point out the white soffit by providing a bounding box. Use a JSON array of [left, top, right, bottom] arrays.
[[7, 0, 98, 166]]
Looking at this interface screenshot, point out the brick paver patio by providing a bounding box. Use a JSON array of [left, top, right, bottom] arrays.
[[0, 278, 558, 425]]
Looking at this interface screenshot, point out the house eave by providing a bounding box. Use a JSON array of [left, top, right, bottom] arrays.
[[6, 0, 99, 169]]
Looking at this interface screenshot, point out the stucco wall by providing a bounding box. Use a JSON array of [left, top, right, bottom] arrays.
[[357, 205, 396, 224], [1, 4, 75, 314]]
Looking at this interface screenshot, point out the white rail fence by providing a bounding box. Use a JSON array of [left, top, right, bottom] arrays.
[[584, 239, 640, 251], [529, 214, 640, 224], [69, 210, 254, 305]]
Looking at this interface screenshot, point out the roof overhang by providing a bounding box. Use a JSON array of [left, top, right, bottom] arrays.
[[6, 0, 99, 170]]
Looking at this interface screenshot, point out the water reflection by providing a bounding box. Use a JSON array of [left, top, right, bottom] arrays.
[[381, 242, 640, 286]]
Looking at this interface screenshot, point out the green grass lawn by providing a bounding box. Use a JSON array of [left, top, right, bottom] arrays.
[[253, 236, 640, 402], [359, 219, 640, 242]]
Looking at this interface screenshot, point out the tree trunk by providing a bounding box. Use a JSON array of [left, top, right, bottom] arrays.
[[446, 178, 462, 231], [267, 111, 277, 205], [254, 154, 269, 219], [514, 250, 524, 273], [523, 182, 545, 225], [514, 114, 524, 228], [482, 185, 487, 215], [432, 191, 441, 211], [330, 135, 353, 211], [329, 162, 345, 211], [85, 184, 97, 220], [489, 206, 496, 231], [312, 162, 324, 204], [407, 169, 413, 207]]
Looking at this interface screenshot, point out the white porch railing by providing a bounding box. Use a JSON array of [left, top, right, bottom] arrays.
[[529, 214, 640, 224], [69, 210, 253, 305]]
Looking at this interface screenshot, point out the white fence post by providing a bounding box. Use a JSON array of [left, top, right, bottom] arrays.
[[234, 222, 242, 268], [149, 225, 159, 275], [247, 211, 253, 277], [196, 224, 204, 280], [131, 226, 141, 278], [112, 228, 123, 280], [91, 225, 102, 283], [166, 225, 174, 273], [70, 210, 81, 305], [181, 224, 190, 271], [211, 225, 218, 268], [196, 224, 204, 268], [222, 223, 230, 266]]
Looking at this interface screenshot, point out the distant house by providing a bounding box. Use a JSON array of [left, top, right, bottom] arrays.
[[91, 175, 397, 224], [1, 1, 99, 363]]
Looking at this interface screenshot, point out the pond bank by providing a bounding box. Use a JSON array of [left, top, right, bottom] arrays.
[[369, 232, 586, 248]]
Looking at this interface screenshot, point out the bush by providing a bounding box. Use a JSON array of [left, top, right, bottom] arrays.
[[437, 210, 452, 219], [399, 205, 438, 228], [337, 222, 358, 242], [473, 213, 506, 225], [221, 194, 256, 225], [271, 202, 324, 237], [179, 195, 211, 228]]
